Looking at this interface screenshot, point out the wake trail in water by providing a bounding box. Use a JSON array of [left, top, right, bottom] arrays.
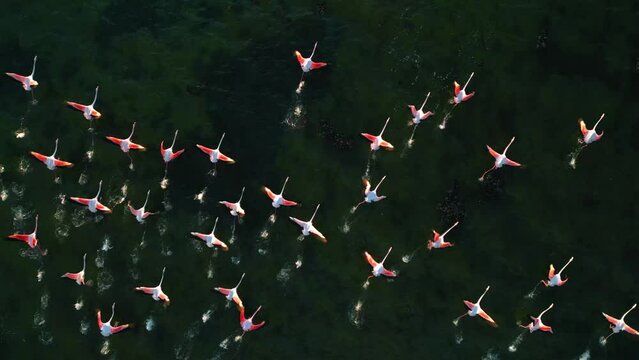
[[524, 281, 543, 299], [568, 142, 587, 169], [256, 212, 276, 255], [508, 330, 526, 352], [283, 82, 306, 129], [349, 279, 372, 329]]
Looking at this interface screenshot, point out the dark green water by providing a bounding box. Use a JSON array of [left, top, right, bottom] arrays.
[[1, 1, 638, 359]]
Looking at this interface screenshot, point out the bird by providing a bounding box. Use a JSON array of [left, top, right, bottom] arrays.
[[5, 55, 38, 91], [7, 214, 44, 254], [69, 180, 112, 213], [479, 136, 522, 181], [106, 122, 146, 153], [262, 177, 299, 208], [364, 247, 397, 278], [361, 117, 394, 151], [520, 303, 554, 333], [451, 72, 475, 105], [602, 303, 639, 342], [127, 190, 158, 223], [66, 86, 101, 120], [427, 221, 459, 250], [30, 138, 74, 170], [97, 303, 132, 337], [352, 176, 387, 212], [579, 113, 605, 144], [408, 92, 435, 126], [219, 187, 246, 218], [61, 253, 88, 286], [160, 130, 185, 163], [542, 256, 573, 287], [214, 273, 245, 309], [289, 204, 326, 243], [295, 42, 328, 73], [190, 217, 229, 251], [240, 305, 266, 333], [454, 286, 498, 327], [196, 133, 235, 164], [135, 267, 170, 303]]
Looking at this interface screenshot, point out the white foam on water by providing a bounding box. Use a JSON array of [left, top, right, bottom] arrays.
[[455, 332, 463, 344], [157, 217, 169, 236], [71, 208, 90, 228], [161, 243, 173, 256], [481, 349, 500, 360], [219, 336, 231, 350], [37, 269, 45, 282], [145, 317, 155, 331], [100, 339, 111, 355], [160, 177, 169, 190], [508, 332, 526, 352], [74, 297, 84, 311], [18, 157, 32, 175], [15, 128, 28, 139], [349, 300, 365, 329], [297, 234, 305, 242], [80, 318, 90, 335], [78, 172, 88, 185], [162, 192, 173, 211], [202, 308, 214, 323], [38, 329, 53, 345], [33, 310, 45, 327], [295, 255, 303, 269], [576, 349, 590, 360], [40, 291, 49, 309], [207, 260, 215, 279], [194, 187, 207, 203], [96, 271, 114, 294], [0, 189, 7, 201], [11, 183, 25, 199], [231, 256, 240, 265], [276, 266, 291, 284]]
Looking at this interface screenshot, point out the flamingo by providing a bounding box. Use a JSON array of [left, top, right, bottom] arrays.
[[580, 113, 605, 144], [454, 286, 498, 327], [364, 247, 396, 278], [5, 56, 38, 91], [106, 122, 146, 153], [520, 303, 554, 333], [353, 176, 387, 211], [408, 92, 435, 125], [262, 177, 299, 208], [542, 256, 573, 287], [61, 253, 88, 286], [7, 214, 45, 254], [135, 267, 170, 303], [240, 306, 266, 333], [361, 117, 394, 151], [30, 139, 73, 170], [219, 187, 246, 218], [602, 304, 639, 342], [66, 86, 101, 120], [214, 273, 245, 308], [127, 190, 157, 223], [97, 303, 132, 337], [69, 180, 112, 213], [160, 130, 185, 163], [190, 217, 229, 251], [427, 221, 459, 250], [479, 136, 522, 181], [295, 42, 328, 73], [451, 72, 475, 105], [196, 133, 235, 165], [289, 204, 326, 243]]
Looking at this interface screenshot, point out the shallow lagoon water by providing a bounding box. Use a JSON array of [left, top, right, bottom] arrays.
[[1, 0, 638, 359]]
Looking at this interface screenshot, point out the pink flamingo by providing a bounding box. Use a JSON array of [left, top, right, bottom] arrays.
[[66, 86, 101, 120], [580, 113, 605, 144], [30, 139, 73, 170], [289, 204, 326, 243], [427, 221, 459, 250], [61, 253, 88, 286], [520, 303, 554, 333], [219, 187, 246, 218], [97, 303, 132, 337], [454, 286, 498, 327], [542, 256, 573, 287], [6, 56, 38, 91], [602, 304, 639, 342], [214, 273, 245, 308], [408, 92, 435, 125], [7, 214, 45, 254], [135, 267, 170, 303], [262, 177, 299, 208], [106, 122, 146, 153], [127, 190, 158, 223], [479, 136, 522, 181], [451, 72, 475, 105], [240, 305, 266, 333], [352, 176, 387, 212], [295, 42, 328, 73], [161, 130, 185, 163], [364, 247, 396, 278], [69, 180, 112, 213], [361, 117, 394, 151], [190, 217, 229, 251]]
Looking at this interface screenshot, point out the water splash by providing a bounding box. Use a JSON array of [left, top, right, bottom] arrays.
[[276, 266, 292, 284], [207, 259, 215, 279], [15, 127, 28, 139], [74, 297, 84, 311], [11, 183, 26, 200], [160, 177, 169, 189], [202, 307, 215, 323], [481, 349, 500, 360], [145, 317, 155, 331], [438, 110, 453, 130], [524, 282, 542, 299], [508, 332, 526, 352], [78, 172, 88, 185], [100, 339, 111, 355], [17, 157, 32, 175], [283, 87, 305, 129], [295, 255, 303, 269], [576, 349, 590, 360], [231, 256, 240, 265], [80, 319, 90, 335], [174, 320, 202, 360], [96, 271, 114, 294], [194, 187, 207, 203], [568, 143, 586, 169], [455, 331, 464, 344]]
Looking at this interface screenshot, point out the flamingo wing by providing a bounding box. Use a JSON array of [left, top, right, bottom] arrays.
[[364, 252, 378, 268]]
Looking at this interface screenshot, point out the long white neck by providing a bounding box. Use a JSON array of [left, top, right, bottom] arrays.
[[82, 253, 87, 272], [212, 217, 219, 233], [238, 187, 245, 203], [442, 221, 459, 237], [477, 286, 490, 304], [158, 267, 166, 287], [128, 122, 137, 140], [235, 273, 246, 288], [463, 72, 474, 91], [170, 130, 179, 148], [381, 247, 393, 264], [310, 204, 320, 222], [142, 190, 150, 208], [503, 137, 515, 154], [95, 180, 103, 199], [558, 256, 574, 275], [379, 117, 390, 136], [539, 303, 554, 318], [91, 86, 99, 107], [30, 56, 37, 77], [310, 42, 318, 59], [52, 139, 59, 157], [217, 133, 226, 149], [420, 92, 431, 111], [251, 305, 262, 320], [108, 303, 116, 323], [280, 177, 289, 195], [374, 176, 386, 192], [593, 113, 605, 131], [34, 214, 39, 233], [621, 304, 637, 321]]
